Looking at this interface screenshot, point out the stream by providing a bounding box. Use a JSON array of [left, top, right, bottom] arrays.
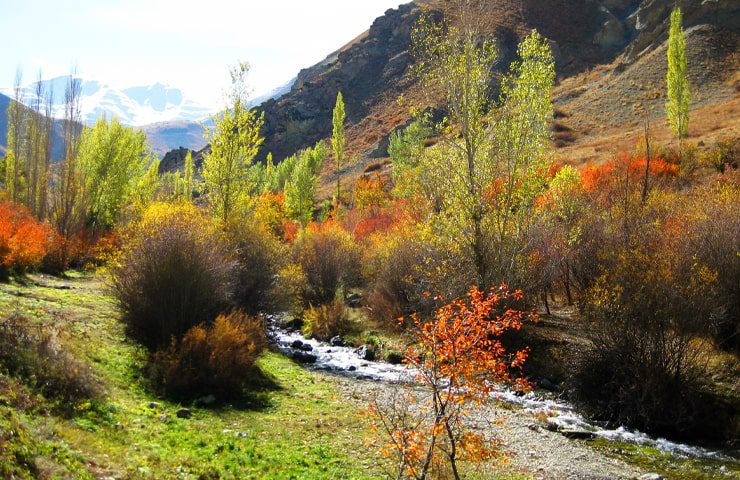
[[266, 315, 736, 463]]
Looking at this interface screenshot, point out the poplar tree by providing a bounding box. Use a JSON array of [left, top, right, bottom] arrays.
[[413, 17, 554, 287], [78, 116, 150, 230], [51, 74, 86, 237], [284, 154, 317, 227], [331, 91, 345, 208], [203, 62, 264, 221], [666, 6, 690, 144], [181, 151, 195, 200], [5, 69, 26, 203]]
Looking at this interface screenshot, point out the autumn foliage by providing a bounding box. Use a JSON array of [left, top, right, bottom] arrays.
[[368, 286, 533, 479], [151, 310, 267, 398], [579, 152, 679, 204], [0, 201, 53, 275]]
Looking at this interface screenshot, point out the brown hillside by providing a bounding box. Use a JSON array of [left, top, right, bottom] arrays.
[[166, 0, 740, 199]]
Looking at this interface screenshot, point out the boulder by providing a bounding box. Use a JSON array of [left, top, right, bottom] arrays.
[[330, 336, 345, 347], [559, 429, 596, 440], [291, 351, 317, 364], [355, 345, 376, 361], [639, 474, 664, 480], [345, 292, 363, 308], [538, 377, 559, 392], [176, 408, 192, 419]]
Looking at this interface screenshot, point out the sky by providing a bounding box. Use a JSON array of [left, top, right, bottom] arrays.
[[0, 0, 406, 109]]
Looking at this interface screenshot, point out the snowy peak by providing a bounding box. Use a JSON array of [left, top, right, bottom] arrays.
[[0, 76, 214, 127]]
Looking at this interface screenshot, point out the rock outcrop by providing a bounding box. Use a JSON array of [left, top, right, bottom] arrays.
[[255, 2, 422, 163], [160, 0, 738, 179]]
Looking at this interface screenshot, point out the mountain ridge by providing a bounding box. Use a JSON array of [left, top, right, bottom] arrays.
[[211, 0, 737, 200]]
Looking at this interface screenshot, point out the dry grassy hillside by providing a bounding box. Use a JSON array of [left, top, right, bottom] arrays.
[[312, 0, 739, 199]]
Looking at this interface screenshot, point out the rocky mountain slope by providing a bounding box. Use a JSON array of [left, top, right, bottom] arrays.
[[0, 91, 66, 160], [173, 0, 738, 196]]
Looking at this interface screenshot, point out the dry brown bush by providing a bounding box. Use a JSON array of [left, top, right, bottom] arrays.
[[151, 310, 266, 399], [0, 315, 104, 409], [109, 203, 234, 350], [302, 300, 349, 341]]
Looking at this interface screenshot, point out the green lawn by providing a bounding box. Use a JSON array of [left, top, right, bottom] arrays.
[[0, 272, 384, 479]]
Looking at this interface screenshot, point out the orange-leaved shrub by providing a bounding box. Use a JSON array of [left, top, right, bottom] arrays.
[[580, 151, 678, 207], [109, 202, 234, 350], [0, 201, 53, 276], [288, 221, 362, 308], [151, 310, 266, 398], [368, 286, 532, 478], [42, 229, 120, 274]]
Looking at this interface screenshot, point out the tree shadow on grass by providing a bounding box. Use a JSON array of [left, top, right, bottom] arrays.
[[138, 358, 282, 413]]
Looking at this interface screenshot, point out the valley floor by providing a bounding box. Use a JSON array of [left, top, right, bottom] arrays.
[[0, 273, 737, 479]]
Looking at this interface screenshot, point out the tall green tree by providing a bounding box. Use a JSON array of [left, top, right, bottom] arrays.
[[202, 62, 264, 222], [331, 91, 346, 208], [180, 151, 195, 200], [284, 153, 317, 227], [4, 69, 26, 203], [51, 74, 86, 238], [78, 116, 150, 230], [413, 18, 554, 288], [666, 6, 690, 144]]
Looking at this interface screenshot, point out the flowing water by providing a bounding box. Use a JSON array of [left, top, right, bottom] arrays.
[[267, 315, 736, 462]]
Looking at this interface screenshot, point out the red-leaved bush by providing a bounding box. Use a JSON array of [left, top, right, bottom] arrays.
[[0, 201, 53, 275]]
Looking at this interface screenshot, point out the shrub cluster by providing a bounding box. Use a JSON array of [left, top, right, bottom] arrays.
[[288, 222, 362, 308], [150, 311, 266, 398], [0, 315, 103, 409], [108, 202, 281, 399], [225, 219, 282, 314], [302, 300, 349, 341], [364, 224, 468, 328], [109, 202, 234, 350], [0, 201, 53, 276]]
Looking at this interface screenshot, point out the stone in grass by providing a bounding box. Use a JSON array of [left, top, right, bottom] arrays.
[[330, 336, 345, 347], [545, 419, 595, 439], [638, 475, 664, 480], [176, 408, 192, 419], [345, 293, 362, 308]]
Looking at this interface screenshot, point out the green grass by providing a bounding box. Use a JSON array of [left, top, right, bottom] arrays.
[[0, 272, 385, 479], [591, 438, 740, 480]]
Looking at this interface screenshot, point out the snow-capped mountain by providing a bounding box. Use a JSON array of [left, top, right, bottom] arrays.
[[248, 76, 296, 107], [0, 76, 215, 127]]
